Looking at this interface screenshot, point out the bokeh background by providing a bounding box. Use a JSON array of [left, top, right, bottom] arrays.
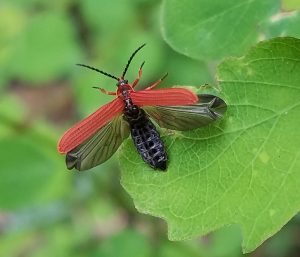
[[1, 0, 300, 257]]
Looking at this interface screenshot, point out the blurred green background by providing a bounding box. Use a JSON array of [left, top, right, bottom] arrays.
[[0, 0, 299, 257]]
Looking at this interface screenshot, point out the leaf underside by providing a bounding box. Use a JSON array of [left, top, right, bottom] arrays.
[[119, 37, 300, 253]]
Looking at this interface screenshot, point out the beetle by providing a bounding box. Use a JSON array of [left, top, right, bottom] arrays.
[[58, 44, 227, 171]]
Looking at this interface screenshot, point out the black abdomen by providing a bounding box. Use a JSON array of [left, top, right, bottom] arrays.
[[124, 107, 167, 170]]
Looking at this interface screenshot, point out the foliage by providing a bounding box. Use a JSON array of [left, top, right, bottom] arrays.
[[120, 37, 300, 253], [161, 0, 280, 60], [0, 0, 300, 256]]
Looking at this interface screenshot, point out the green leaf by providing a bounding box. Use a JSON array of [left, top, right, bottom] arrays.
[[205, 225, 242, 257], [0, 95, 26, 136], [282, 0, 300, 11], [6, 11, 82, 83], [92, 229, 151, 257], [157, 242, 203, 257], [0, 133, 70, 210], [80, 0, 138, 35], [0, 3, 26, 87], [119, 37, 300, 253], [0, 224, 80, 257], [161, 0, 280, 60], [263, 11, 300, 39]]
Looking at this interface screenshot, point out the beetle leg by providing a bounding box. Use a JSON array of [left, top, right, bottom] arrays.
[[92, 87, 116, 95], [132, 61, 145, 88], [145, 73, 168, 90]]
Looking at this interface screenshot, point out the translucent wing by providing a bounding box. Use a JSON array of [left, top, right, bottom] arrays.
[[66, 115, 129, 171], [143, 94, 227, 131], [58, 97, 124, 153], [130, 88, 198, 106]]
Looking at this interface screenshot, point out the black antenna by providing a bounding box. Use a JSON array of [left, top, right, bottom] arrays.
[[122, 43, 146, 78], [76, 64, 118, 81]]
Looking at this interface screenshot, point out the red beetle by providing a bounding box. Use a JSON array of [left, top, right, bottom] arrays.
[[58, 44, 227, 171]]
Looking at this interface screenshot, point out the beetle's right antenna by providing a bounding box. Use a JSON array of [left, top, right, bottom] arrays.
[[76, 64, 119, 81], [122, 43, 146, 78]]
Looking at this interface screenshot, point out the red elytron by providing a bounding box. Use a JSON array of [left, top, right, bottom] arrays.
[[58, 44, 227, 171]]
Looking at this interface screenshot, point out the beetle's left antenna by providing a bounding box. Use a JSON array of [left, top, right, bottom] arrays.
[[76, 64, 119, 81], [122, 43, 146, 78]]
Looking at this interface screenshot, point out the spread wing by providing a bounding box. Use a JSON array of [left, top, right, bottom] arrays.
[[58, 97, 124, 153], [66, 115, 129, 171], [143, 94, 227, 131]]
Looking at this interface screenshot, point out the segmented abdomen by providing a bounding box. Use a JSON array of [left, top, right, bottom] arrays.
[[124, 108, 167, 170]]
